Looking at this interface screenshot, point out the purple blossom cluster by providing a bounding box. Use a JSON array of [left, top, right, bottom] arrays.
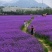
[[0, 15, 44, 52], [29, 15, 52, 41]]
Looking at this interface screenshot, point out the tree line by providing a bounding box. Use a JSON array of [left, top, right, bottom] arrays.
[[0, 8, 52, 15]]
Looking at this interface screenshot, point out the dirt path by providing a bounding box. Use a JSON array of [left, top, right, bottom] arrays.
[[22, 18, 52, 52]]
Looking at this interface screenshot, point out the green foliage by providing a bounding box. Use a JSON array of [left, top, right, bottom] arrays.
[[21, 25, 24, 30], [35, 33, 52, 48], [24, 10, 32, 15], [44, 47, 48, 52], [16, 10, 24, 15], [0, 8, 52, 15], [0, 8, 3, 13]]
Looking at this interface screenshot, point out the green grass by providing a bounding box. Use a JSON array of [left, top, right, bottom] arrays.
[[21, 19, 32, 32], [21, 25, 24, 30], [35, 33, 52, 51], [44, 47, 48, 52]]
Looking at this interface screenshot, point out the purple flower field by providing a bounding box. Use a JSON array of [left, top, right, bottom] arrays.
[[0, 15, 44, 52], [29, 15, 52, 41]]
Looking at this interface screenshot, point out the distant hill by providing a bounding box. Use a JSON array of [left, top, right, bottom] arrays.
[[0, 0, 49, 8]]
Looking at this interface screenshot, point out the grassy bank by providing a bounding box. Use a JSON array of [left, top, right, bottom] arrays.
[[35, 33, 52, 52]]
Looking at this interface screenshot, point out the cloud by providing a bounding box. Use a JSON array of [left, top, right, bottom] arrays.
[[35, 0, 52, 8], [0, 0, 52, 8], [0, 0, 13, 3], [0, 0, 19, 6], [0, 0, 19, 3]]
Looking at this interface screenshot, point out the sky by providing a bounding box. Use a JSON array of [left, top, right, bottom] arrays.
[[0, 0, 52, 8], [0, 0, 19, 3], [35, 0, 52, 8]]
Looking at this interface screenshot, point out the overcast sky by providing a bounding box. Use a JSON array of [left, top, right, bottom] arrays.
[[0, 0, 52, 8], [35, 0, 52, 8]]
